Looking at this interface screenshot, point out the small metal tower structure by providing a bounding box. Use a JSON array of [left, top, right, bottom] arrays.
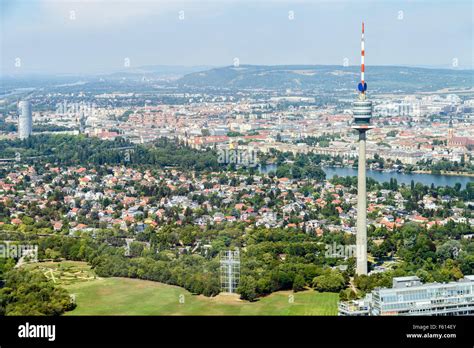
[[220, 249, 240, 293]]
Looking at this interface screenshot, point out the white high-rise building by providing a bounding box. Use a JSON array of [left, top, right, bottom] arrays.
[[18, 100, 32, 139]]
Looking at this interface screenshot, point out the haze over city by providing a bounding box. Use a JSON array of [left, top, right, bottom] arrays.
[[1, 0, 473, 75]]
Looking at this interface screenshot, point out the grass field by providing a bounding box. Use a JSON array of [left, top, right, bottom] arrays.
[[27, 261, 338, 315], [65, 278, 338, 315]]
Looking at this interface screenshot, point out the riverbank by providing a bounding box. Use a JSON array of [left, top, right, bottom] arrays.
[[413, 170, 474, 178], [259, 163, 474, 187], [322, 167, 473, 188]]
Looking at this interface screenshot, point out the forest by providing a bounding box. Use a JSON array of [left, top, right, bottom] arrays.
[[0, 135, 221, 171], [0, 262, 75, 316]]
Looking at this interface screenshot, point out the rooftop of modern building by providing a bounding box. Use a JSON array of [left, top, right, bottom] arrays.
[[393, 276, 421, 282], [376, 275, 474, 293]]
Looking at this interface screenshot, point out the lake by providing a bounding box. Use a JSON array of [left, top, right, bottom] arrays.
[[258, 164, 474, 188]]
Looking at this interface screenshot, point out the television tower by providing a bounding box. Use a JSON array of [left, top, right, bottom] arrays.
[[352, 22, 373, 275]]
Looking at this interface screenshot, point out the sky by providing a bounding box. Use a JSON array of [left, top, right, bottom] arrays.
[[0, 0, 473, 75]]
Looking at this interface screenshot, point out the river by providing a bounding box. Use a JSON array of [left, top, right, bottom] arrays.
[[258, 164, 474, 188]]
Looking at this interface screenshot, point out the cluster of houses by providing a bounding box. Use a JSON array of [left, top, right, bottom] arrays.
[[1, 165, 472, 247]]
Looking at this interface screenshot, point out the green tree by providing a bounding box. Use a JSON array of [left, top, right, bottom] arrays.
[[292, 274, 305, 292], [0, 268, 75, 315], [237, 275, 257, 301], [312, 270, 346, 292]]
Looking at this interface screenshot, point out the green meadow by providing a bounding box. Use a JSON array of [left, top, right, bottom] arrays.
[[29, 261, 338, 315]]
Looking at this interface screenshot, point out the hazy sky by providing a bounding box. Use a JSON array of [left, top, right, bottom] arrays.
[[1, 0, 473, 75]]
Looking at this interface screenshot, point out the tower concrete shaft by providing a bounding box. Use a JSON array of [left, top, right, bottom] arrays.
[[356, 130, 368, 275]]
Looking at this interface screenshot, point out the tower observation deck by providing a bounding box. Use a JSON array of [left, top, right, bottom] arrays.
[[353, 95, 373, 126]]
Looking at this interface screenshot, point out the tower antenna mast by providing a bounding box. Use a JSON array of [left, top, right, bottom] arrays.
[[360, 22, 366, 93]]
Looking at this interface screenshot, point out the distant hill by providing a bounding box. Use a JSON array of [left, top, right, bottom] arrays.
[[2, 65, 471, 95], [0, 65, 215, 89], [107, 65, 215, 80], [177, 65, 473, 93]]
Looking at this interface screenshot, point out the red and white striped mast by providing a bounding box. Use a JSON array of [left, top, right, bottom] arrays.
[[361, 22, 365, 93]]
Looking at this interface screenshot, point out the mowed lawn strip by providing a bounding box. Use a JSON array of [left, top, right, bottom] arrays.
[[64, 277, 338, 316]]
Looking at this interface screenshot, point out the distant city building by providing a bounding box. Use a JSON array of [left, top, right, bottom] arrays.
[[18, 100, 32, 139], [211, 126, 229, 136], [79, 112, 86, 134], [448, 129, 474, 148], [339, 275, 474, 316]]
